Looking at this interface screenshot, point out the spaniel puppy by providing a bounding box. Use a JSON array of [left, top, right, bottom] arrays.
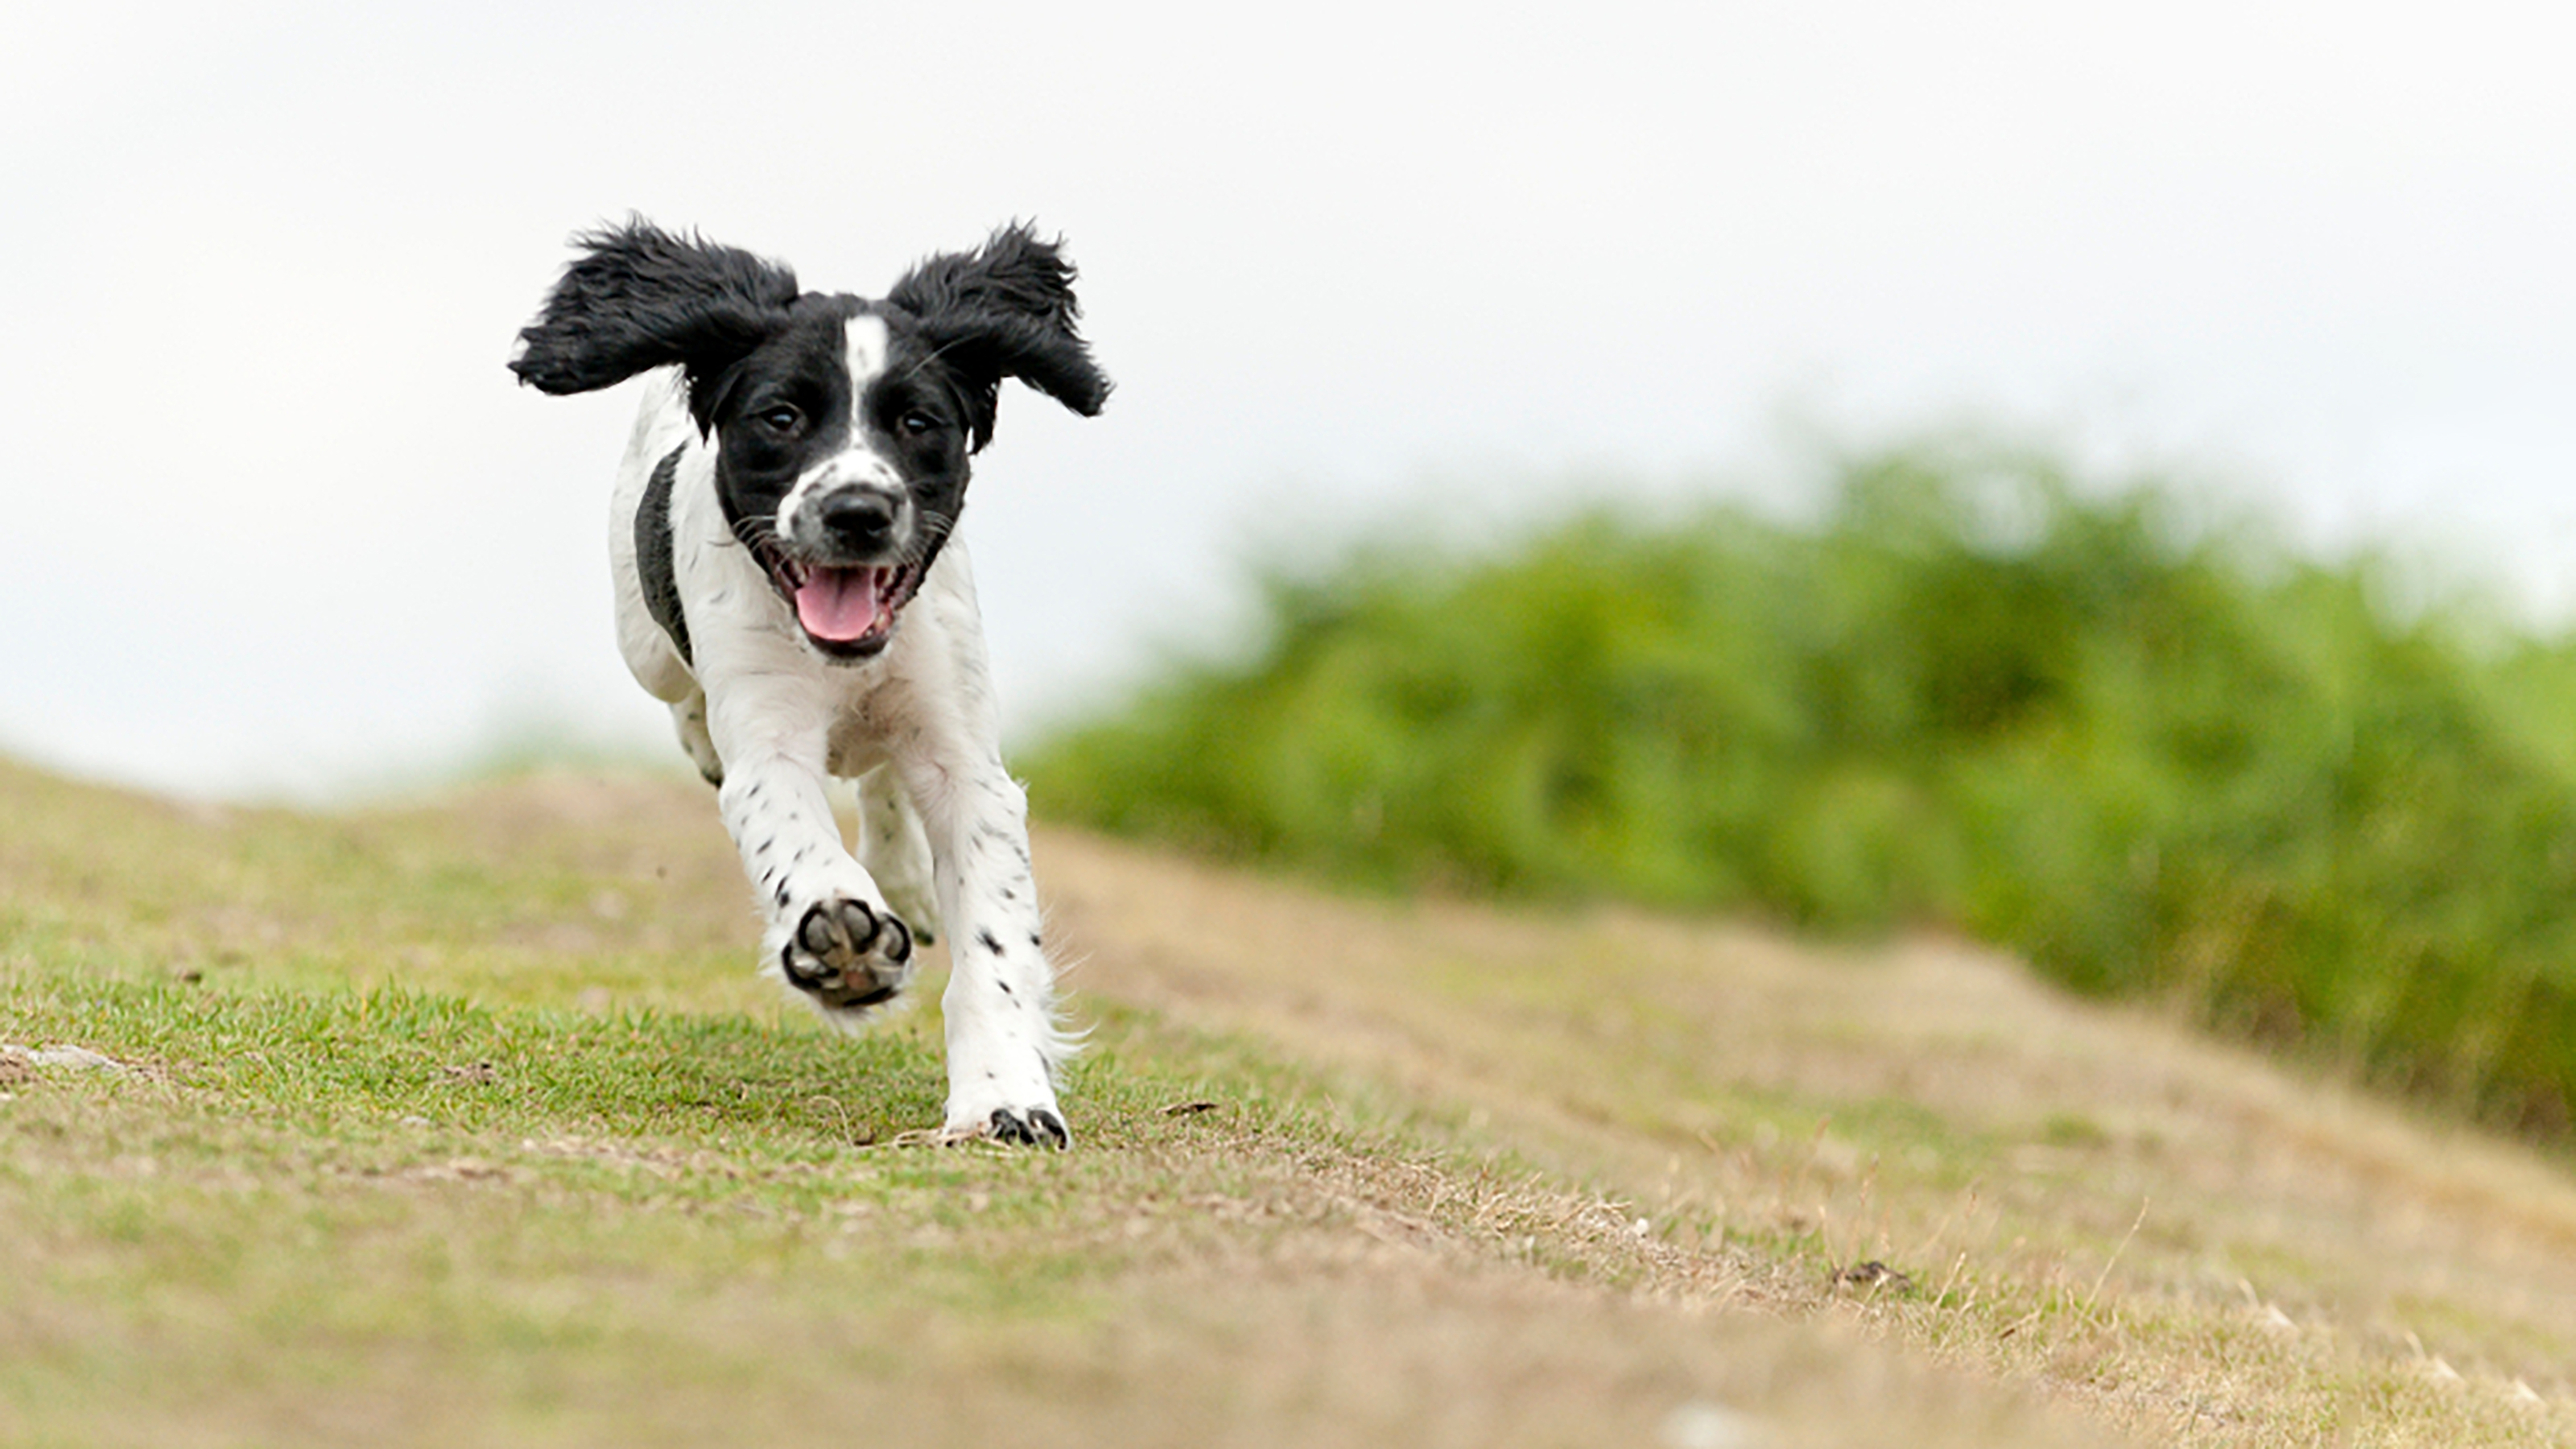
[[512, 220, 1110, 1146]]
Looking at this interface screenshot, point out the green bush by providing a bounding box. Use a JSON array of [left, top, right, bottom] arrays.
[[1027, 442, 2576, 1137]]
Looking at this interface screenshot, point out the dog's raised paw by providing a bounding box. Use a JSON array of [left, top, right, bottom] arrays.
[[778, 898, 913, 1012], [987, 1107, 1070, 1150]]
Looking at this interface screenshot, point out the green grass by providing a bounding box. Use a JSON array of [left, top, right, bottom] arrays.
[[0, 963, 1696, 1448], [0, 758, 2135, 1447], [3, 1001, 1293, 1447], [2, 975, 934, 1145], [8, 754, 2576, 1445], [1026, 437, 2576, 1139]]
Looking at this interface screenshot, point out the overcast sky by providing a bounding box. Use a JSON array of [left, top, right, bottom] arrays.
[[6, 1, 2572, 800]]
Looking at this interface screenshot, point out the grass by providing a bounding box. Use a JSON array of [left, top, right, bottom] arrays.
[[6, 754, 2575, 1445], [1026, 438, 2576, 1139]]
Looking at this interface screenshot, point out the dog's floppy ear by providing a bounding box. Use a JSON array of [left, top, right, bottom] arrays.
[[511, 218, 800, 431], [887, 222, 1112, 452]]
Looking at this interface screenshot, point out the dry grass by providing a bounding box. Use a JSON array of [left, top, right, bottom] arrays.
[[1038, 827, 2576, 1443], [6, 756, 2574, 1445]]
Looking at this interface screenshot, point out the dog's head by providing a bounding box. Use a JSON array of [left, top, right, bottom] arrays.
[[511, 219, 1111, 660]]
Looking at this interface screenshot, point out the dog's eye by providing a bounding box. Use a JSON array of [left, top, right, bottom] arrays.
[[759, 405, 803, 433], [898, 410, 939, 437]]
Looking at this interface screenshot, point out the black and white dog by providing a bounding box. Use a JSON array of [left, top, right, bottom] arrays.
[[510, 220, 1109, 1147]]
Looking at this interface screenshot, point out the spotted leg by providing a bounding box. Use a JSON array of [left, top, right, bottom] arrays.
[[854, 763, 939, 947], [921, 761, 1069, 1146], [711, 696, 916, 1027], [886, 607, 1072, 1144]]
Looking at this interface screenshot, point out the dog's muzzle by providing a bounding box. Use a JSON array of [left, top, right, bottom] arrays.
[[763, 485, 926, 658], [778, 556, 922, 654]]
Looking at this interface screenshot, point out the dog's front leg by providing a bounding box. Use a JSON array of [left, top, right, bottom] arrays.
[[871, 553, 1071, 1146], [906, 752, 1071, 1147], [708, 687, 915, 1021]]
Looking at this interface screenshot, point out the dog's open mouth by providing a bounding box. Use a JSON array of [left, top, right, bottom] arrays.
[[771, 558, 924, 656]]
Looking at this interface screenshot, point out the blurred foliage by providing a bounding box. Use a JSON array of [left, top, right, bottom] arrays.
[[1028, 440, 2576, 1138]]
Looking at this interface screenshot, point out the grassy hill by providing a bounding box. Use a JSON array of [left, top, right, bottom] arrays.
[[1029, 442, 2576, 1139], [4, 756, 2574, 1446]]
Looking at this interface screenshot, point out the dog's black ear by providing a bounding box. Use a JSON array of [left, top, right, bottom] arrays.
[[511, 218, 800, 431], [887, 222, 1112, 452]]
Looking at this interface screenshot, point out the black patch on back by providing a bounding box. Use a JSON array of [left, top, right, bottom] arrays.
[[638, 445, 691, 667]]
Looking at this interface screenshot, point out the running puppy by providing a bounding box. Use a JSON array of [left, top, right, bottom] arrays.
[[510, 220, 1110, 1146]]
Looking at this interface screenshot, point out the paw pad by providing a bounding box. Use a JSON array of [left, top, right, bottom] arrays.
[[778, 897, 913, 1011]]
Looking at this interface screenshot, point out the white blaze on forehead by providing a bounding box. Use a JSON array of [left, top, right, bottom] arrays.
[[778, 311, 903, 542], [844, 312, 891, 407]]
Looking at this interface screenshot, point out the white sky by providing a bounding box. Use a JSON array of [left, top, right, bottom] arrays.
[[4, 1, 2572, 799]]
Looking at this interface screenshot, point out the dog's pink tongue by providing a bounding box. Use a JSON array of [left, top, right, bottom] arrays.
[[795, 567, 880, 641]]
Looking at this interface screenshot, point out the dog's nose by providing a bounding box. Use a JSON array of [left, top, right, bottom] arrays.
[[817, 490, 898, 551]]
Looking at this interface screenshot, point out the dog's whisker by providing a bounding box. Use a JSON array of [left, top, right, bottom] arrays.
[[890, 332, 974, 390]]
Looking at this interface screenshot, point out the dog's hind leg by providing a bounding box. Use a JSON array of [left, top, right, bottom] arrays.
[[852, 764, 938, 945], [671, 691, 723, 786]]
